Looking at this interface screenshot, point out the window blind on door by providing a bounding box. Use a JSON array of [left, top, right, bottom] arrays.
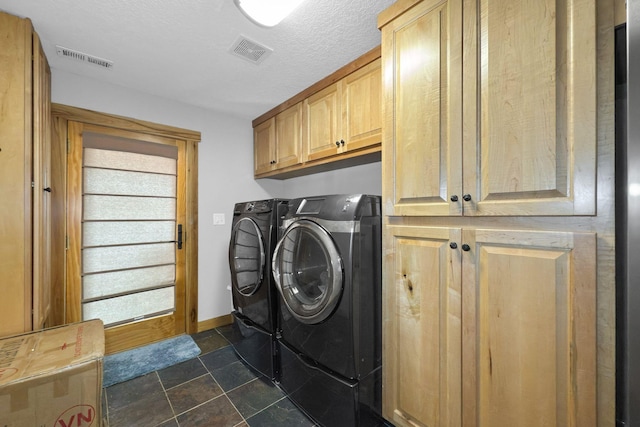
[[81, 132, 179, 327]]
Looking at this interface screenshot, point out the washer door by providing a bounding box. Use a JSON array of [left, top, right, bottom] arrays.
[[272, 219, 343, 324], [229, 217, 265, 296]]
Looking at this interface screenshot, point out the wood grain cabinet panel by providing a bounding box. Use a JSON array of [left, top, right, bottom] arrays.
[[462, 229, 596, 427], [383, 225, 462, 427], [275, 102, 303, 169], [254, 117, 276, 176], [253, 103, 303, 175], [341, 59, 383, 152], [380, 0, 596, 217], [0, 11, 52, 336], [383, 226, 596, 427], [304, 82, 342, 161], [253, 48, 381, 179], [381, 0, 463, 217], [304, 58, 382, 162], [379, 0, 602, 424], [32, 31, 52, 330]]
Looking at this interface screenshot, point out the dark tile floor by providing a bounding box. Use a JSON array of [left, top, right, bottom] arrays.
[[102, 325, 316, 427]]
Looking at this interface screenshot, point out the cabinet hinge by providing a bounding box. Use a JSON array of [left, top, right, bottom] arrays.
[[67, 137, 70, 154], [65, 235, 69, 250], [31, 181, 35, 188]]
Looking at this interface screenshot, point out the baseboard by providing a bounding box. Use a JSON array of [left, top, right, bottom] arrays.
[[197, 314, 233, 332]]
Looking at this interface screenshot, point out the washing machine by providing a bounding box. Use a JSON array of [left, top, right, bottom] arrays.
[[271, 194, 383, 426], [228, 198, 287, 381]]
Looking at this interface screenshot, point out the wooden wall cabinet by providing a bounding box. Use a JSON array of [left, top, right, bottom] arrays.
[[384, 225, 596, 427], [0, 11, 52, 336], [254, 103, 303, 175], [380, 0, 596, 217], [253, 47, 381, 179], [304, 59, 382, 162], [379, 0, 610, 425]]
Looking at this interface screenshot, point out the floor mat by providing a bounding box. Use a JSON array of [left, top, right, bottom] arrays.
[[103, 335, 201, 387]]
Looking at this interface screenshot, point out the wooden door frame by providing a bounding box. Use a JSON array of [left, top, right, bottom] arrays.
[[51, 104, 200, 343]]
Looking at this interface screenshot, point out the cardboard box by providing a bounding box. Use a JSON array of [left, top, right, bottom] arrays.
[[0, 320, 104, 427]]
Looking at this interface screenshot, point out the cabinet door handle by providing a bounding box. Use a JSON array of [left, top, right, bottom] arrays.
[[449, 242, 458, 249], [462, 194, 472, 202], [462, 244, 471, 251], [340, 139, 345, 146], [450, 195, 458, 202], [335, 141, 340, 147], [43, 187, 52, 193]]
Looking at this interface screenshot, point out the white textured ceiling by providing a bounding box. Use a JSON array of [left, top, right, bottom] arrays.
[[0, 0, 395, 120]]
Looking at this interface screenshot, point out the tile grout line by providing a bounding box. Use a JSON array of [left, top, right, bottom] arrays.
[[165, 355, 247, 423], [209, 327, 315, 425], [155, 370, 180, 426], [163, 371, 213, 392], [162, 358, 216, 423], [197, 350, 249, 425]]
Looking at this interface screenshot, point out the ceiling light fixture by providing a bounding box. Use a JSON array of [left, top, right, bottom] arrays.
[[234, 0, 306, 27]]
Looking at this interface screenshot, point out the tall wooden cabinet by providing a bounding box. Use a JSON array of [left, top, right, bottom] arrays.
[[381, 0, 596, 218], [379, 0, 612, 425], [0, 11, 52, 336]]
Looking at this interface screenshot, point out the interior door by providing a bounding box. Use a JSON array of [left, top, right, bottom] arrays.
[[67, 121, 188, 354]]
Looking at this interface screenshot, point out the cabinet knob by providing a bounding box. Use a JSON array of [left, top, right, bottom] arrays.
[[43, 187, 52, 193], [340, 139, 345, 146], [450, 195, 459, 202], [449, 242, 458, 249], [462, 194, 472, 202], [462, 244, 471, 251], [335, 141, 341, 147]]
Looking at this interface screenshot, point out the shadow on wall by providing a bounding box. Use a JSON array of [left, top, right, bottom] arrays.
[[274, 162, 383, 199]]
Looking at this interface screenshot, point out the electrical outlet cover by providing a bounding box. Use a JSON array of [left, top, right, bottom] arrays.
[[213, 213, 225, 225]]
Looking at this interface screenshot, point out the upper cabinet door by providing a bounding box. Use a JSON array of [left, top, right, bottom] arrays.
[[381, 0, 463, 217], [304, 83, 341, 162], [304, 57, 382, 164], [462, 0, 596, 216], [341, 58, 383, 152], [380, 0, 596, 217], [254, 117, 276, 176], [275, 102, 303, 169]]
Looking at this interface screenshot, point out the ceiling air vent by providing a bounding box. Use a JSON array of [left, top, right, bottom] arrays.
[[55, 45, 114, 70], [229, 36, 273, 65]]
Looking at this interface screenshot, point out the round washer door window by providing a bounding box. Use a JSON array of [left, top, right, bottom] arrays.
[[229, 217, 265, 296], [272, 219, 343, 324]]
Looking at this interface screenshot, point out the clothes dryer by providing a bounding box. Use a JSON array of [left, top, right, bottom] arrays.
[[272, 194, 383, 426], [228, 198, 287, 380]]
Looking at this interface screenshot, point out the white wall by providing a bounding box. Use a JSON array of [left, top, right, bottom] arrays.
[[281, 162, 382, 198], [52, 70, 381, 322]]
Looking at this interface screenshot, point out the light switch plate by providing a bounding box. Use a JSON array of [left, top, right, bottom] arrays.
[[213, 213, 225, 225]]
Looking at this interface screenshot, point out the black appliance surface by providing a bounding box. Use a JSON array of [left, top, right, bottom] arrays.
[[279, 340, 384, 427], [228, 198, 287, 380], [272, 194, 382, 426]]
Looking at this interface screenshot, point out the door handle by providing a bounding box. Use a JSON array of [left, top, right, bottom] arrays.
[[177, 224, 183, 249]]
